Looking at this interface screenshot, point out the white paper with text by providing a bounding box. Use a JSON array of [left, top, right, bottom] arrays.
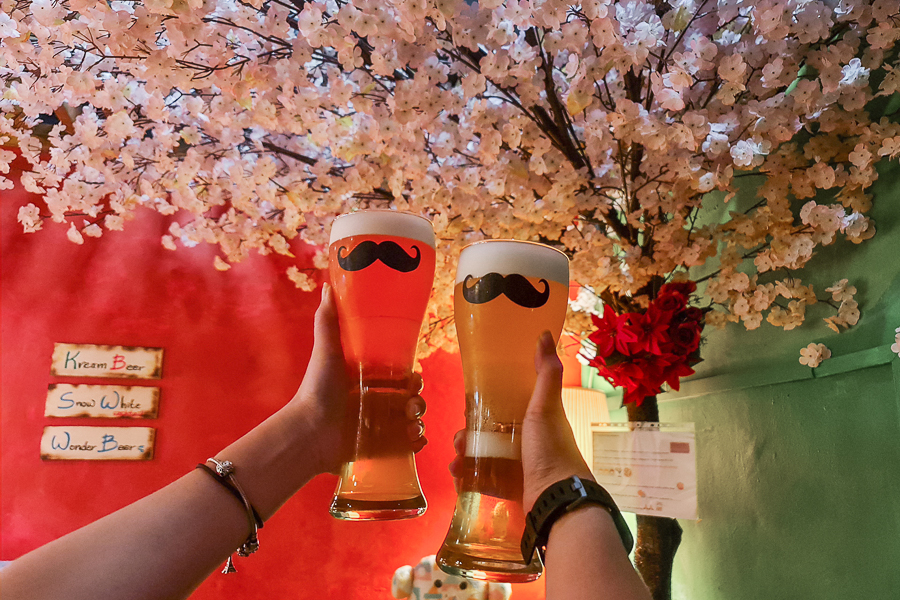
[[591, 422, 697, 520]]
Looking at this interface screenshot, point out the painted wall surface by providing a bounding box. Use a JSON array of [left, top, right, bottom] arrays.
[[661, 363, 900, 600], [597, 160, 900, 600], [0, 162, 546, 599]]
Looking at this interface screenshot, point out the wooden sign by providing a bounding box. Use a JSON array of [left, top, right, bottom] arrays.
[[44, 384, 159, 419], [50, 343, 163, 379], [40, 426, 155, 461]]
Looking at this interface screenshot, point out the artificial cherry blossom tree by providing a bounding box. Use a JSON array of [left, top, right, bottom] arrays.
[[3, 0, 899, 597]]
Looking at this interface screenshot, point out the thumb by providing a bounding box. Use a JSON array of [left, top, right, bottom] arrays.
[[527, 331, 564, 417]]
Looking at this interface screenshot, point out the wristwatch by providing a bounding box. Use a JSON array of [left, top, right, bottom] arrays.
[[520, 475, 634, 565]]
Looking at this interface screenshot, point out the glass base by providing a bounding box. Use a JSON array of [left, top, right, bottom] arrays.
[[436, 543, 542, 583], [329, 494, 426, 521]]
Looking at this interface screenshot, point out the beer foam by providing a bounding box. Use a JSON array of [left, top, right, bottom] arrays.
[[330, 210, 435, 248], [456, 240, 568, 285], [465, 431, 521, 460]]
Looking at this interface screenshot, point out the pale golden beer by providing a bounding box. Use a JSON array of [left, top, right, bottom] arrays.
[[437, 240, 569, 582], [328, 210, 435, 520]]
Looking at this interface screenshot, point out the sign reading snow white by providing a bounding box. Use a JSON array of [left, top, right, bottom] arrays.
[[41, 426, 155, 461], [50, 343, 163, 379], [591, 422, 698, 520], [44, 384, 159, 419]]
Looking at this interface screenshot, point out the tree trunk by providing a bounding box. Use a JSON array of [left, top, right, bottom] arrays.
[[626, 397, 682, 600]]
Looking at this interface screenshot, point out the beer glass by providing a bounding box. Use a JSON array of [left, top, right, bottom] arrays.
[[328, 210, 435, 520], [437, 240, 569, 582]]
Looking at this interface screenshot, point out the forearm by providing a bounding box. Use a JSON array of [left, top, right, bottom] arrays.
[[1, 401, 324, 600], [545, 506, 652, 600], [215, 399, 327, 520]]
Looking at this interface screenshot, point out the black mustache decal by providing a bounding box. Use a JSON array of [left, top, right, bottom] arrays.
[[462, 273, 550, 308], [337, 240, 422, 273]]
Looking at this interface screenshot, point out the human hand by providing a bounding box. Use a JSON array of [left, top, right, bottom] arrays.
[[405, 374, 428, 455], [290, 283, 427, 474], [447, 332, 590, 508], [520, 331, 594, 512]]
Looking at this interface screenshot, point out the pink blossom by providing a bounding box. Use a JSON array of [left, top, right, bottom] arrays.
[[799, 343, 831, 368]]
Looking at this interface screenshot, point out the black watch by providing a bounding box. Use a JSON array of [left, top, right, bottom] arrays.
[[520, 475, 634, 565]]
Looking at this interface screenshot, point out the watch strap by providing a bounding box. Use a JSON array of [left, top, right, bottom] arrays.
[[521, 475, 633, 564]]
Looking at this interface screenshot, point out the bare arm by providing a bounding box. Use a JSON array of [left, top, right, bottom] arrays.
[[1, 413, 319, 600], [0, 284, 425, 600], [522, 332, 652, 600]]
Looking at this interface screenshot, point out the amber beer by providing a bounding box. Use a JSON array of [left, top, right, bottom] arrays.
[[328, 210, 435, 520], [437, 240, 568, 582]]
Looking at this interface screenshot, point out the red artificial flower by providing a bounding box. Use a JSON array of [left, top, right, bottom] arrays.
[[617, 361, 646, 388], [669, 322, 702, 355], [662, 361, 696, 391], [588, 312, 616, 358], [655, 292, 687, 313], [679, 306, 704, 324], [588, 305, 637, 357], [584, 281, 705, 407], [623, 382, 661, 406], [661, 281, 697, 297], [624, 305, 671, 355]]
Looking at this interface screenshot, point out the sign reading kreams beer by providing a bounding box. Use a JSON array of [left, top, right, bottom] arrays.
[[50, 343, 163, 379]]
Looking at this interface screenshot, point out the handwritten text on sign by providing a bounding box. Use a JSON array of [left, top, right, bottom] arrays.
[[41, 426, 155, 461], [591, 422, 697, 520], [51, 343, 163, 379], [44, 384, 159, 419]]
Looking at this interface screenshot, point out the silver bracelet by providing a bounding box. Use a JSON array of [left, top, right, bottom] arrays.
[[205, 458, 260, 573]]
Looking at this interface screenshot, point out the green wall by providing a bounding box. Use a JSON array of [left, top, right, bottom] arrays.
[[662, 363, 900, 600], [590, 159, 900, 599]]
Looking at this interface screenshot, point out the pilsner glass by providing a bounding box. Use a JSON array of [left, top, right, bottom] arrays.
[[328, 210, 435, 520], [437, 240, 569, 582]]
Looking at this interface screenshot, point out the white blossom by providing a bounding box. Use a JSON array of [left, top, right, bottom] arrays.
[[17, 204, 43, 233], [840, 58, 870, 87], [287, 266, 318, 291], [570, 286, 602, 314], [213, 256, 231, 271], [66, 224, 84, 245], [799, 343, 832, 368]]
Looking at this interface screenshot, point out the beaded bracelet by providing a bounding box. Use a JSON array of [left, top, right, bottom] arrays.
[[196, 458, 262, 573]]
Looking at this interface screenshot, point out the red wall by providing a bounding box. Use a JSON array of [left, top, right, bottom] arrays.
[[0, 161, 546, 599]]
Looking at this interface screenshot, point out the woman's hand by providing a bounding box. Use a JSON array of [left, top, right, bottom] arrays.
[[521, 331, 594, 511], [290, 283, 427, 474], [448, 331, 591, 509]]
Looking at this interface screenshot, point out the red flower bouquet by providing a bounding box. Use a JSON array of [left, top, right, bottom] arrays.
[[585, 282, 704, 406]]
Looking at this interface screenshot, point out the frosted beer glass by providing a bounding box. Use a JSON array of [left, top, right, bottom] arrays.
[[437, 240, 569, 582], [328, 210, 435, 520]]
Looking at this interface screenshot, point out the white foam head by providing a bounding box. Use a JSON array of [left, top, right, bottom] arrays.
[[465, 431, 521, 460], [330, 210, 435, 248], [456, 240, 569, 285]]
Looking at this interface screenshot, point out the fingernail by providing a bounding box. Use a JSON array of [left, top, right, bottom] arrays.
[[321, 282, 330, 300], [539, 331, 554, 352]]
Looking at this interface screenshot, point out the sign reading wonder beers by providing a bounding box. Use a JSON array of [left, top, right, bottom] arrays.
[[44, 384, 160, 419], [50, 343, 163, 379], [40, 426, 155, 461]]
